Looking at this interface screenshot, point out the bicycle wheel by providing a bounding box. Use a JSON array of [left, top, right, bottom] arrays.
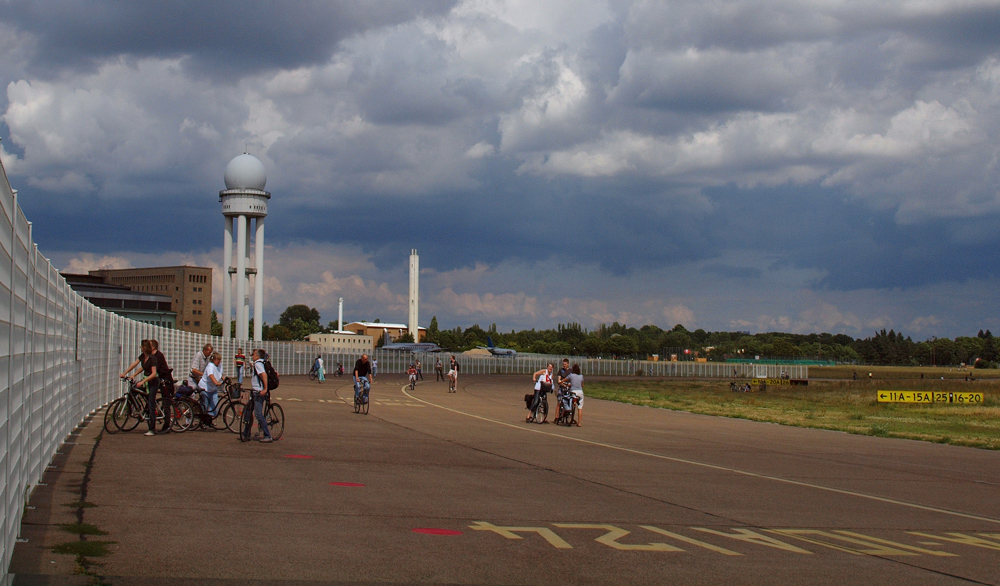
[[353, 389, 361, 414], [170, 400, 194, 432], [116, 396, 142, 432], [103, 399, 123, 434], [239, 400, 255, 442], [308, 370, 317, 381], [266, 403, 284, 440], [222, 401, 243, 433]]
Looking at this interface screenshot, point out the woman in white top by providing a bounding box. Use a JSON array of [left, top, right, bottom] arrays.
[[199, 351, 224, 426], [566, 363, 584, 427], [527, 363, 554, 422]]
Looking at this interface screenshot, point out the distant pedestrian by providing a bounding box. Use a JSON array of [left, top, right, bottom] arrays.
[[416, 359, 423, 380], [234, 348, 246, 385], [315, 355, 325, 382], [435, 358, 444, 381], [371, 358, 378, 381], [868, 372, 872, 381]]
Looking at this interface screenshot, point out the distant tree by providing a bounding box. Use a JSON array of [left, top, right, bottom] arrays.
[[428, 316, 439, 334], [279, 305, 320, 326], [211, 311, 222, 336], [396, 332, 414, 343]]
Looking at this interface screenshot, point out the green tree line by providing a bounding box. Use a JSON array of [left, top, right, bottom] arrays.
[[213, 306, 1000, 367]]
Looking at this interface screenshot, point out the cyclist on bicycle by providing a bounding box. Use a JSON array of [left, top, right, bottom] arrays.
[[407, 363, 418, 389], [119, 339, 160, 436], [353, 354, 372, 405], [566, 363, 584, 427], [250, 349, 273, 443]]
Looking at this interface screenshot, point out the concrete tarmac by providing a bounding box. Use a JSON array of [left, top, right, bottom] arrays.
[[11, 374, 1000, 585]]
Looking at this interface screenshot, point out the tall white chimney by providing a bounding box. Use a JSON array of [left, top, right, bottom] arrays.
[[338, 296, 344, 333], [409, 249, 419, 341]]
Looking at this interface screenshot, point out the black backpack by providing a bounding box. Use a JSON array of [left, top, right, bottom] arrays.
[[254, 359, 280, 391]]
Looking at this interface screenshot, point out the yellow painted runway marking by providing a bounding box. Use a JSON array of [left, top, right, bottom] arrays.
[[908, 532, 1000, 551], [640, 525, 741, 555], [691, 528, 812, 553], [402, 387, 1000, 526], [469, 522, 573, 549], [764, 529, 956, 556], [553, 524, 683, 551]]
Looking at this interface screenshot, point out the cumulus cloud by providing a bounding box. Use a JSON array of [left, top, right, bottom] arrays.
[[5, 0, 1000, 339]]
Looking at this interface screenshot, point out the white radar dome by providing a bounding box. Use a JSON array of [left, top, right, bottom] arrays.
[[224, 153, 267, 190]]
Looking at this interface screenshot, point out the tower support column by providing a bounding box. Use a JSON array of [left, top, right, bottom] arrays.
[[235, 214, 247, 340], [223, 216, 233, 339], [253, 217, 265, 341], [409, 249, 419, 341]]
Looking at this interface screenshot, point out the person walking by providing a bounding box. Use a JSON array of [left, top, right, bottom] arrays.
[[371, 357, 378, 382], [315, 355, 325, 383], [435, 358, 444, 381], [234, 348, 246, 385], [415, 359, 423, 380], [250, 349, 273, 443]]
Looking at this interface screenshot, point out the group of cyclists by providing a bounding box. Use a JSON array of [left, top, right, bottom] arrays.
[[528, 359, 584, 426], [119, 342, 275, 442]]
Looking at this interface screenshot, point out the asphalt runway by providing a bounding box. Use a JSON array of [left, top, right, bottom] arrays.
[[12, 374, 1000, 585]]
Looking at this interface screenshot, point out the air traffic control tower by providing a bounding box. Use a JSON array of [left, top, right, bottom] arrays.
[[220, 153, 269, 341]]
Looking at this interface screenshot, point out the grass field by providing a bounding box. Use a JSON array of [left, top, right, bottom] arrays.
[[587, 375, 1000, 450], [811, 364, 1000, 380]]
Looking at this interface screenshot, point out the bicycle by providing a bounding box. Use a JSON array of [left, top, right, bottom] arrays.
[[239, 392, 284, 442], [107, 378, 170, 433], [308, 367, 318, 382], [354, 377, 370, 415], [528, 390, 548, 424], [188, 378, 241, 432], [554, 390, 578, 426]]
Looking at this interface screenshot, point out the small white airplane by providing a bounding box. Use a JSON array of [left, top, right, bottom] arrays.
[[479, 336, 517, 357]]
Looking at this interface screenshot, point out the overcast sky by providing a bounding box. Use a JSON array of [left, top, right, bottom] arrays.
[[2, 0, 999, 338]]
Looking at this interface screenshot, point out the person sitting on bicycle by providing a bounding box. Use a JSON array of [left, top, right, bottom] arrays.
[[353, 354, 372, 404], [527, 363, 554, 422], [336, 362, 344, 376], [119, 339, 160, 436], [566, 363, 584, 427], [198, 351, 225, 427], [250, 349, 273, 443], [407, 363, 418, 388]]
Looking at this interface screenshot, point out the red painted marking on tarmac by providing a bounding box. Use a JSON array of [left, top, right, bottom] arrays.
[[329, 482, 365, 487], [283, 454, 313, 459], [412, 528, 463, 536]]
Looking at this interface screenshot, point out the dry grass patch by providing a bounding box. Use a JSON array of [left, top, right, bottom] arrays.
[[587, 378, 1000, 449]]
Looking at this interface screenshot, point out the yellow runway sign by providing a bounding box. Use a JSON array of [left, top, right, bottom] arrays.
[[877, 391, 983, 404], [877, 391, 932, 403]]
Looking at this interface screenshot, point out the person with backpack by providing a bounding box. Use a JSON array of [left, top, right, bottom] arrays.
[[250, 349, 273, 443]]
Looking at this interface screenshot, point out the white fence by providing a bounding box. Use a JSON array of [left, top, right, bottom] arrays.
[[0, 158, 808, 577]]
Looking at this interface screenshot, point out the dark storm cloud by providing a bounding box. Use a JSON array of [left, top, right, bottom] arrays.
[[0, 0, 457, 76]]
